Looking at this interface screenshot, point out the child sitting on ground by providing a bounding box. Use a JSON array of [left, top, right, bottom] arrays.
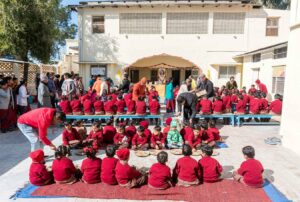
[[93, 96, 104, 115], [114, 123, 131, 149], [269, 94, 282, 115], [52, 145, 80, 184], [81, 146, 102, 184], [132, 126, 149, 150], [104, 95, 116, 115], [115, 148, 147, 188], [70, 96, 83, 115], [149, 96, 160, 115], [199, 145, 223, 183], [29, 150, 53, 186], [140, 120, 152, 140], [233, 146, 264, 188], [73, 120, 87, 140], [212, 96, 223, 114], [208, 120, 222, 142], [125, 120, 136, 139], [62, 121, 82, 148], [83, 95, 94, 115], [167, 120, 183, 149], [249, 93, 262, 114], [101, 145, 118, 185], [59, 96, 72, 115], [150, 125, 166, 150], [126, 97, 136, 115], [172, 144, 201, 186], [103, 119, 116, 144], [148, 151, 172, 189], [136, 96, 147, 115], [235, 94, 246, 115], [201, 122, 216, 147], [248, 84, 257, 94], [180, 120, 194, 143], [162, 117, 172, 138], [198, 95, 212, 115], [115, 94, 126, 114], [85, 121, 103, 150], [188, 124, 202, 152], [222, 90, 231, 113]]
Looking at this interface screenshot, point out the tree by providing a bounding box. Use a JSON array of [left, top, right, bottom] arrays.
[[0, 0, 76, 78], [252, 0, 290, 9]]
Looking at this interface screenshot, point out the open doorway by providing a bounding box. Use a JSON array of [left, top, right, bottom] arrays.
[[185, 70, 192, 80], [172, 70, 180, 87]]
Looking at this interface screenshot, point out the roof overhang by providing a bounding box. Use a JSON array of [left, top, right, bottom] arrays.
[[75, 61, 116, 64]]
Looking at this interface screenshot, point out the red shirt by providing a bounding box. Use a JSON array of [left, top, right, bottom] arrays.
[[242, 94, 250, 104], [231, 94, 238, 104], [149, 100, 160, 114], [115, 161, 141, 185], [126, 100, 135, 113], [260, 98, 268, 111], [180, 126, 194, 141], [124, 93, 132, 105], [114, 132, 131, 144], [212, 100, 223, 113], [207, 127, 220, 141], [83, 99, 93, 113], [237, 159, 264, 186], [110, 94, 118, 102], [144, 128, 152, 141], [115, 99, 126, 113], [199, 156, 223, 182], [258, 83, 268, 93], [125, 125, 136, 139], [101, 157, 118, 185], [163, 126, 170, 138], [86, 130, 103, 146], [132, 134, 148, 146], [249, 98, 262, 114], [236, 99, 246, 113], [248, 88, 257, 94], [104, 100, 116, 114], [60, 100, 72, 114], [188, 132, 202, 148], [94, 100, 104, 112], [136, 100, 146, 114], [52, 157, 76, 182], [199, 99, 212, 113], [173, 156, 201, 182], [148, 163, 171, 188], [222, 95, 231, 109], [150, 133, 166, 145], [80, 94, 89, 103], [81, 157, 102, 184], [62, 128, 81, 146], [103, 125, 116, 144], [202, 130, 215, 142], [18, 108, 55, 145], [269, 99, 282, 114], [70, 99, 82, 113], [29, 162, 52, 186]]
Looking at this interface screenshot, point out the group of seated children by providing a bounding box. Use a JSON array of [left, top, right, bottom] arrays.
[[29, 144, 264, 189], [197, 88, 283, 116], [59, 87, 160, 116]]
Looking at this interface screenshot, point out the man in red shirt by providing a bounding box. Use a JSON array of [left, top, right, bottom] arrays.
[[17, 108, 66, 151], [255, 79, 268, 94]]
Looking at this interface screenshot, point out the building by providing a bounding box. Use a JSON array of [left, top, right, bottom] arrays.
[[60, 39, 79, 74], [71, 0, 290, 96]]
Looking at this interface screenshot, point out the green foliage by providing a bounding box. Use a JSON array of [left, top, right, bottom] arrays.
[[252, 0, 290, 9], [0, 0, 76, 62]]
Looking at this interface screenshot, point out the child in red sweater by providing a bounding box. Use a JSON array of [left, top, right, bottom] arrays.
[[269, 94, 282, 115], [260, 92, 269, 114], [132, 126, 149, 150], [70, 96, 83, 115], [81, 146, 102, 184], [172, 144, 201, 186], [83, 96, 94, 115], [148, 85, 159, 103], [198, 95, 212, 115], [94, 96, 104, 115], [180, 120, 194, 143], [212, 96, 223, 114], [115, 94, 126, 114], [231, 90, 238, 104], [149, 96, 160, 115], [233, 146, 264, 188], [85, 121, 103, 149], [74, 120, 87, 140], [199, 145, 222, 183], [101, 145, 118, 185], [126, 98, 136, 114], [103, 119, 116, 144], [140, 120, 152, 140], [114, 123, 131, 149], [201, 122, 215, 147], [222, 91, 231, 113], [115, 148, 147, 188], [29, 150, 53, 186], [235, 94, 246, 114], [104, 95, 116, 115], [136, 96, 147, 115], [188, 124, 202, 151], [59, 96, 72, 115], [52, 145, 79, 184], [150, 125, 166, 149], [62, 121, 82, 147], [248, 84, 257, 94], [162, 117, 172, 138], [125, 120, 136, 139], [208, 120, 222, 142], [249, 93, 262, 114], [148, 151, 172, 189]]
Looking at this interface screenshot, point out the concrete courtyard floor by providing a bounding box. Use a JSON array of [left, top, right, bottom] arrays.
[[1, 125, 300, 202]]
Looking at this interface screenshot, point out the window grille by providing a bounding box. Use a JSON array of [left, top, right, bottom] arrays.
[[266, 17, 279, 36], [92, 16, 105, 34], [213, 12, 245, 34], [219, 66, 236, 79]]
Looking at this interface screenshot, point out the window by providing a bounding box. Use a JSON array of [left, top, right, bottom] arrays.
[[266, 17, 279, 36], [167, 12, 209, 34], [119, 13, 162, 34], [150, 70, 158, 83], [130, 70, 139, 83], [90, 65, 107, 77], [213, 13, 245, 34], [274, 47, 287, 59], [219, 66, 236, 79], [252, 53, 261, 62], [272, 66, 285, 94], [92, 16, 105, 34]]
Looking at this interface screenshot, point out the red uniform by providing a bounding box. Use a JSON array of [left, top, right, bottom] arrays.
[[81, 157, 102, 184], [212, 100, 223, 113], [144, 128, 152, 140], [258, 83, 268, 94], [29, 163, 52, 186], [18, 108, 55, 145], [101, 157, 119, 185], [83, 99, 93, 114], [126, 99, 136, 114], [236, 99, 246, 113], [269, 99, 282, 114], [60, 100, 72, 114], [104, 100, 116, 114], [199, 156, 223, 182], [124, 93, 132, 105], [114, 132, 131, 144], [125, 125, 136, 139], [93, 100, 104, 113], [86, 130, 103, 146], [132, 134, 148, 146], [162, 126, 170, 138], [62, 128, 81, 146], [103, 125, 116, 144], [52, 157, 76, 182], [148, 90, 159, 102], [150, 133, 166, 145], [115, 161, 141, 185], [149, 100, 160, 114], [237, 159, 264, 187], [180, 126, 194, 141], [115, 99, 126, 114], [135, 100, 146, 115], [148, 163, 171, 189], [173, 156, 201, 182], [110, 93, 118, 102], [242, 94, 250, 105], [202, 130, 215, 143], [260, 98, 269, 111], [249, 98, 262, 114], [207, 127, 221, 141], [199, 99, 212, 113], [70, 99, 82, 113], [222, 95, 231, 110], [248, 88, 257, 94], [187, 133, 202, 149], [231, 94, 238, 104], [80, 94, 89, 103]]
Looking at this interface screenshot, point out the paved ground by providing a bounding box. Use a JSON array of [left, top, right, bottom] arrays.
[[1, 124, 300, 202]]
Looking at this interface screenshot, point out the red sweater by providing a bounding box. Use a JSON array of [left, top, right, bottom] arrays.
[[52, 157, 76, 182], [81, 157, 102, 184], [199, 156, 223, 182], [249, 98, 261, 114], [104, 100, 116, 114], [242, 94, 250, 105], [62, 128, 81, 146], [180, 126, 194, 141], [173, 156, 201, 182], [18, 108, 55, 145], [101, 157, 118, 185], [237, 159, 264, 186], [149, 100, 160, 114], [248, 88, 257, 94], [124, 93, 132, 105], [115, 99, 126, 113], [231, 95, 238, 104], [260, 98, 269, 111], [136, 100, 146, 114], [144, 128, 152, 141], [222, 95, 231, 109], [60, 100, 72, 114], [236, 99, 246, 113], [103, 125, 116, 144], [202, 130, 215, 142], [258, 83, 268, 93], [115, 161, 141, 185], [188, 133, 202, 148], [199, 99, 212, 113], [93, 100, 104, 112], [212, 100, 223, 113], [269, 99, 282, 114], [148, 163, 171, 188], [207, 127, 220, 141], [151, 133, 166, 145], [29, 162, 52, 186], [125, 125, 136, 139], [126, 99, 135, 113], [114, 132, 131, 144], [70, 99, 82, 113], [162, 126, 170, 138], [86, 130, 103, 146], [83, 99, 93, 113], [110, 93, 118, 102], [132, 134, 148, 146]]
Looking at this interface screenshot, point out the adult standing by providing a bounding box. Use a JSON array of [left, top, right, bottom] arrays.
[[17, 108, 66, 151], [38, 74, 52, 108], [16, 79, 30, 115], [255, 79, 268, 94], [89, 75, 96, 90], [165, 77, 174, 113], [92, 76, 102, 95], [118, 72, 130, 93], [74, 75, 84, 95], [197, 73, 215, 99], [176, 92, 198, 123], [0, 78, 10, 133], [61, 73, 76, 101], [226, 76, 238, 90], [6, 76, 17, 130], [132, 77, 147, 101], [47, 73, 57, 108]]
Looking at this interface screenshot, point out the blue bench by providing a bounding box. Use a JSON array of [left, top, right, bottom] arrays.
[[235, 114, 280, 127], [195, 114, 235, 127], [66, 115, 113, 120]]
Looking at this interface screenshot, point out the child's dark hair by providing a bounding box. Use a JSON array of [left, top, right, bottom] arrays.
[[261, 92, 267, 98], [55, 111, 66, 122], [106, 145, 116, 157], [157, 151, 168, 164], [74, 120, 83, 127], [208, 120, 216, 128], [64, 120, 72, 126], [137, 125, 145, 132], [117, 122, 125, 130], [152, 95, 157, 100], [182, 144, 192, 156], [55, 145, 71, 159], [238, 94, 244, 100], [242, 146, 255, 158], [200, 121, 208, 130], [274, 94, 281, 100], [215, 96, 222, 101], [92, 120, 101, 128], [106, 118, 114, 125], [201, 144, 213, 156], [61, 95, 67, 100], [183, 119, 190, 127], [193, 124, 201, 131], [118, 94, 123, 100], [138, 96, 144, 101], [154, 125, 161, 132], [84, 146, 97, 159]]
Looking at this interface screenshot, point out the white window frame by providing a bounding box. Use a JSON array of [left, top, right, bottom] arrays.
[[272, 76, 285, 94], [219, 66, 236, 79], [92, 16, 105, 34]]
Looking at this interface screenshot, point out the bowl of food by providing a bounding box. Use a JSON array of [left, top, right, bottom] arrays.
[[149, 149, 160, 156], [135, 150, 150, 157], [170, 149, 182, 155]]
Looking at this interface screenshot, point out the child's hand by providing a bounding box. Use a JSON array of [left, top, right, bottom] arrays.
[[155, 145, 159, 150]]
